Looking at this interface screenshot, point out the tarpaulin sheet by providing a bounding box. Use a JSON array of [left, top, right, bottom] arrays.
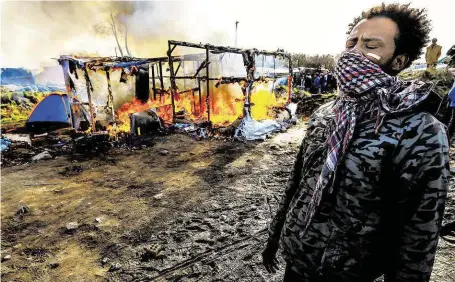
[[234, 115, 284, 141]]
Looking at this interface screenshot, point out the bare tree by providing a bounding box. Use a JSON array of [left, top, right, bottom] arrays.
[[124, 24, 132, 57], [109, 13, 124, 57], [93, 13, 133, 57]]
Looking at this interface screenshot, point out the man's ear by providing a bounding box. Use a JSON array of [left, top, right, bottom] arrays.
[[391, 54, 409, 71]]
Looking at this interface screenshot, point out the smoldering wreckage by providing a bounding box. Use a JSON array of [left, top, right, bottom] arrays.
[[2, 40, 312, 165]]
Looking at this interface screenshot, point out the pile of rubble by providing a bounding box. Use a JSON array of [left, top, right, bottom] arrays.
[[293, 93, 337, 117], [0, 132, 72, 167], [0, 131, 116, 167]]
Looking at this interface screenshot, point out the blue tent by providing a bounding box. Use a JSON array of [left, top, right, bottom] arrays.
[[26, 93, 90, 132]]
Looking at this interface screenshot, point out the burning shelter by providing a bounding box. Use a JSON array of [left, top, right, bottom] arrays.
[[57, 40, 293, 140]]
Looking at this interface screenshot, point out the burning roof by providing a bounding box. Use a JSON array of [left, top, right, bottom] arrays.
[[57, 40, 293, 140]]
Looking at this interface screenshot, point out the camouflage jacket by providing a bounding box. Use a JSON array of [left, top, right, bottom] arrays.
[[268, 81, 450, 282]]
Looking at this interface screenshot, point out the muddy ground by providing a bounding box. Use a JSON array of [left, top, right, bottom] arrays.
[[1, 122, 454, 281]]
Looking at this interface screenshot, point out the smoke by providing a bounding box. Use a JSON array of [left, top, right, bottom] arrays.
[[0, 1, 230, 71]]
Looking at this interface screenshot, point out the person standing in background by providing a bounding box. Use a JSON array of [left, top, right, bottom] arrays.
[[305, 74, 312, 92], [320, 73, 327, 93], [326, 71, 336, 92], [426, 38, 442, 71], [313, 73, 321, 94]]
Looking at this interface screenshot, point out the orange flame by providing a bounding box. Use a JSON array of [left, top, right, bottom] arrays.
[[111, 78, 289, 134], [115, 94, 173, 133]]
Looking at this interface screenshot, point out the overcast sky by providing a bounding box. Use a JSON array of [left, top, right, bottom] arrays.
[[1, 0, 453, 69], [208, 0, 453, 56]]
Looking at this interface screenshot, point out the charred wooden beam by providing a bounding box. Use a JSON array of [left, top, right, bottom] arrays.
[[169, 40, 244, 55], [215, 77, 248, 87], [168, 40, 207, 50], [168, 40, 292, 60], [168, 41, 177, 123], [151, 64, 157, 100], [193, 60, 208, 78], [192, 89, 196, 114], [158, 62, 164, 97], [105, 70, 116, 125], [205, 47, 210, 123], [83, 67, 96, 131], [244, 50, 255, 117], [169, 45, 177, 55], [176, 87, 200, 95], [155, 88, 169, 95], [272, 56, 276, 94], [174, 61, 182, 75], [197, 78, 202, 113]]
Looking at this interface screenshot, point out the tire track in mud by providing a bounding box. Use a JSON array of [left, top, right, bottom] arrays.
[[139, 228, 267, 281]]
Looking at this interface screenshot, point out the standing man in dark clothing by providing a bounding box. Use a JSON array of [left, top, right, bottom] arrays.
[[320, 73, 326, 93], [313, 73, 321, 94], [309, 74, 315, 93], [263, 3, 450, 282], [325, 71, 333, 92], [305, 74, 312, 92], [328, 71, 336, 92]]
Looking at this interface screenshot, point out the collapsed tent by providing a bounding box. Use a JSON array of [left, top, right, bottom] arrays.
[[26, 93, 91, 132]]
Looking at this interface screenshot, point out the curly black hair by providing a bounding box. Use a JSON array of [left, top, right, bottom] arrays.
[[347, 3, 432, 69]]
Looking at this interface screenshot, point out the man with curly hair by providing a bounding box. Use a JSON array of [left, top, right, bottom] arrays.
[[263, 3, 451, 282]]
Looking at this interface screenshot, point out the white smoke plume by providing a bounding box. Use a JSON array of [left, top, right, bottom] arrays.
[[0, 1, 230, 71]]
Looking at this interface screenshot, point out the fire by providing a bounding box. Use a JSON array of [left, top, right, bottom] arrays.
[[209, 85, 245, 126], [250, 82, 288, 120], [111, 77, 290, 134], [115, 94, 173, 133]]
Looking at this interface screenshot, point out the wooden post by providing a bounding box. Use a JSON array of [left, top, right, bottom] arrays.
[[168, 41, 177, 123], [244, 50, 255, 118], [84, 68, 96, 131], [197, 78, 202, 113], [105, 70, 116, 125], [287, 75, 292, 101], [151, 64, 157, 100], [205, 47, 210, 122], [158, 61, 164, 97]]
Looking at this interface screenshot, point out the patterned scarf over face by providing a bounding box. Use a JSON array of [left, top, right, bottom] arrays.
[[327, 49, 396, 170], [301, 49, 396, 235]]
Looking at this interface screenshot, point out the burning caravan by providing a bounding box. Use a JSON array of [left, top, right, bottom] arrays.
[[57, 40, 293, 140]]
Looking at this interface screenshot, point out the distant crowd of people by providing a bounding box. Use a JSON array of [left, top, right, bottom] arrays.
[[294, 71, 337, 94]]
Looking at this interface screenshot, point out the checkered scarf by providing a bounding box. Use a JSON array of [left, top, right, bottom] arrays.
[[301, 49, 397, 235], [327, 49, 396, 170]]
